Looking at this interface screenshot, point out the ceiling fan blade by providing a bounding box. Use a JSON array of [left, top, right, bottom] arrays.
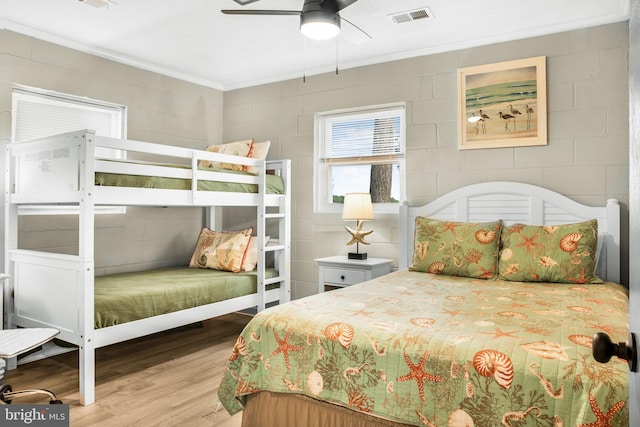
[[342, 16, 372, 40], [324, 0, 358, 12], [221, 9, 300, 15]]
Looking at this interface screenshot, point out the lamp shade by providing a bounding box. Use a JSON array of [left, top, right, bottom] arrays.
[[342, 193, 374, 220]]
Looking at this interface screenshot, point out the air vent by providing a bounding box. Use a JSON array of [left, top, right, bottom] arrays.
[[389, 7, 433, 24]]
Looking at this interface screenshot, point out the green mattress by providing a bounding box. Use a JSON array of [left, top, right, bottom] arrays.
[[94, 267, 276, 328], [95, 166, 284, 194], [218, 269, 628, 426]]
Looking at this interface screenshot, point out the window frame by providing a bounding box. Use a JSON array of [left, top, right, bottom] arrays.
[[11, 86, 127, 215], [313, 102, 406, 214]]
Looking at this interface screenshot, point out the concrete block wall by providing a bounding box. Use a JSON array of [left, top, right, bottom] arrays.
[[223, 22, 630, 298], [0, 30, 224, 274], [0, 22, 630, 294]]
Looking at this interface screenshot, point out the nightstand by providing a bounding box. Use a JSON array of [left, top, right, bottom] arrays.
[[315, 256, 392, 293]]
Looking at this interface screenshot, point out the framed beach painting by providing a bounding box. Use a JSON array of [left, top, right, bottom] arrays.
[[458, 56, 547, 150]]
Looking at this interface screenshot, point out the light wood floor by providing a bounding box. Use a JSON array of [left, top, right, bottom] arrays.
[[3, 313, 251, 426]]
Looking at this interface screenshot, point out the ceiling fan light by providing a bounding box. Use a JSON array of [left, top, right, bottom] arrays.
[[301, 21, 340, 40], [300, 11, 341, 40]]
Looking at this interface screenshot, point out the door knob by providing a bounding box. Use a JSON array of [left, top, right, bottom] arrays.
[[592, 332, 637, 372]]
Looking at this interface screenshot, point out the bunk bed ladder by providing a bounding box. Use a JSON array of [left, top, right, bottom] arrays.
[[261, 159, 291, 309]]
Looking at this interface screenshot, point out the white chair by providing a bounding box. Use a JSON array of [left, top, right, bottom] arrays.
[[0, 328, 62, 404]]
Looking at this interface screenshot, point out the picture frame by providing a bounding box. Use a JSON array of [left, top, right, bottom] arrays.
[[457, 56, 547, 150]]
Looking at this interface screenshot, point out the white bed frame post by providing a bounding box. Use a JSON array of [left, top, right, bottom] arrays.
[[256, 164, 266, 312], [605, 198, 621, 284], [3, 144, 20, 371], [4, 144, 17, 331], [398, 201, 410, 270], [277, 160, 291, 303], [78, 131, 96, 405]]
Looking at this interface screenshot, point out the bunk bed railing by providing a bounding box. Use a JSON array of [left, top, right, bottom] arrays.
[[8, 129, 267, 202]]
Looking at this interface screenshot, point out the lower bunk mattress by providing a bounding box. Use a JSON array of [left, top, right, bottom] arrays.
[[218, 269, 629, 426], [95, 267, 276, 328]]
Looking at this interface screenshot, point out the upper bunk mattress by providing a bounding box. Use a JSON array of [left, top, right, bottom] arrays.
[[95, 166, 284, 194], [95, 267, 276, 328]]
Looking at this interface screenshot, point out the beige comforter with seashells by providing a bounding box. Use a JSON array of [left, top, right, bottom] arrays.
[[218, 270, 628, 426]]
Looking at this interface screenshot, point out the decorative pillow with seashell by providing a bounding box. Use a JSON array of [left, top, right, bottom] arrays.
[[410, 217, 502, 279], [497, 219, 602, 283], [245, 140, 271, 175], [188, 227, 253, 273], [198, 139, 254, 171]]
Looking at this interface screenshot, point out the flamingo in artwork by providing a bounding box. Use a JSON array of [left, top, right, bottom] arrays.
[[467, 112, 481, 133], [497, 112, 514, 132], [524, 104, 534, 130], [469, 110, 490, 134], [508, 104, 522, 130], [478, 110, 490, 134]]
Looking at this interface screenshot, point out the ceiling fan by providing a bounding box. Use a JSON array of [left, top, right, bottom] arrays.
[[222, 0, 371, 41]]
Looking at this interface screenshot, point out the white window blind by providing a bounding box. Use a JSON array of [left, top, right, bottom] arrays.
[[12, 88, 125, 158], [323, 110, 402, 162], [314, 103, 406, 214], [11, 86, 127, 214]]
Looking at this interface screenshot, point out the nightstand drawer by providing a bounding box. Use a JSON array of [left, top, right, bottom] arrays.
[[315, 256, 393, 294], [323, 267, 366, 286]]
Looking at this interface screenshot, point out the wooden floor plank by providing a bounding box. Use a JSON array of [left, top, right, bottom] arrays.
[[2, 313, 250, 426]]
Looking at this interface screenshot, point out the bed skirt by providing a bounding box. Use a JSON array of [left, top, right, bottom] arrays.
[[242, 392, 413, 427]]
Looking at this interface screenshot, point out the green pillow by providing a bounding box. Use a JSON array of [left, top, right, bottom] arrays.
[[498, 219, 602, 283], [410, 217, 502, 279]]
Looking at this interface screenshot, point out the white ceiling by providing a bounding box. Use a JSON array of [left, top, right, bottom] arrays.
[[0, 0, 630, 91]]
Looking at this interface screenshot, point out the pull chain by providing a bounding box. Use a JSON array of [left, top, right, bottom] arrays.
[[335, 36, 339, 75]]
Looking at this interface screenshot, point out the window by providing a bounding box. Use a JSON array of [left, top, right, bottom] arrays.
[[11, 86, 127, 214], [313, 103, 406, 214]]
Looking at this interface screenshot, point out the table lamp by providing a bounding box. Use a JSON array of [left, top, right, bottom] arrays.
[[342, 192, 374, 260]]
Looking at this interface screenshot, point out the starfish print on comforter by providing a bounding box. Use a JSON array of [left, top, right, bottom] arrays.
[[396, 351, 443, 402]]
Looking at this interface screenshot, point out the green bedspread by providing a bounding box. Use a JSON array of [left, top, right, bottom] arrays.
[[95, 267, 275, 328], [95, 166, 284, 194], [218, 270, 628, 426]]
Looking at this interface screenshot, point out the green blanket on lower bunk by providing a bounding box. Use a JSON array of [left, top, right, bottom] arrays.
[[94, 267, 275, 328]]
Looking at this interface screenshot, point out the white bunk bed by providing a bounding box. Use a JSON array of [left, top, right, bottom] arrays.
[[3, 129, 291, 405]]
